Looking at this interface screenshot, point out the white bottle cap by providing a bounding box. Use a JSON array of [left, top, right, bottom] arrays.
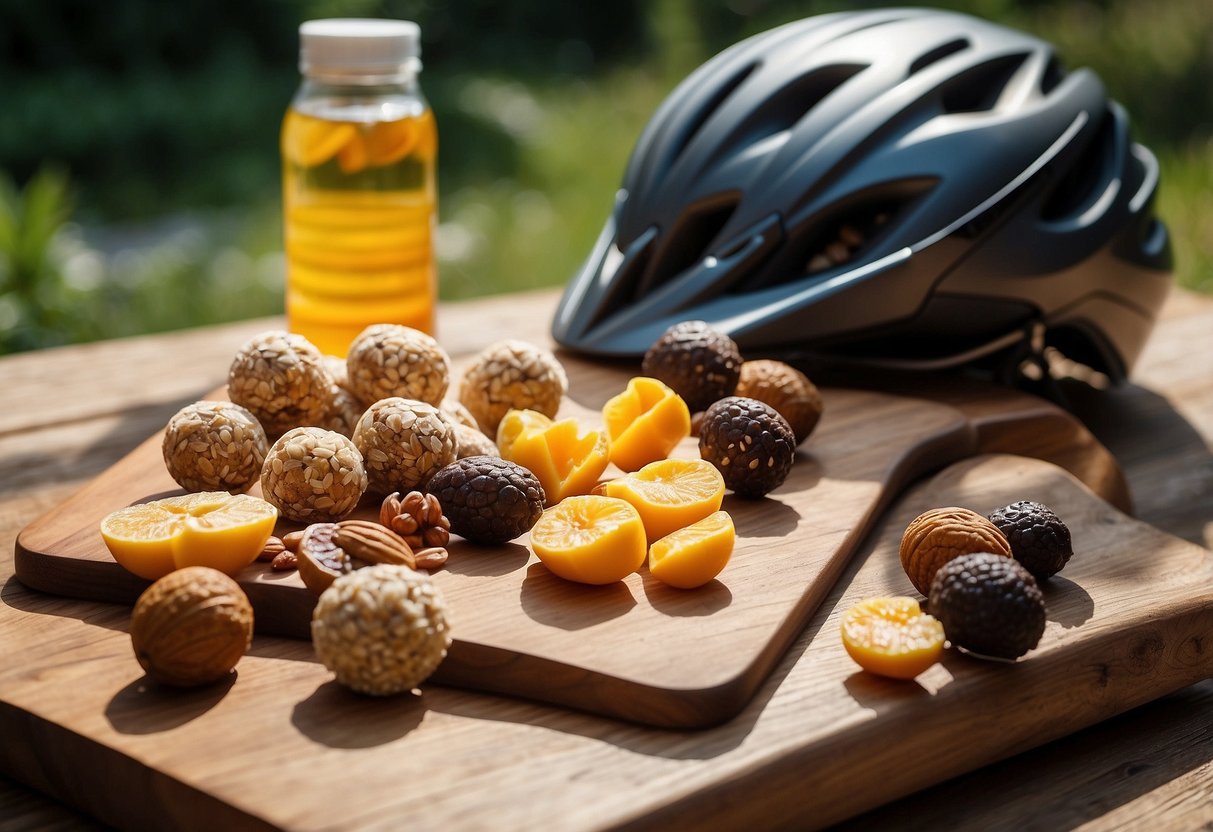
[[299, 19, 421, 83]]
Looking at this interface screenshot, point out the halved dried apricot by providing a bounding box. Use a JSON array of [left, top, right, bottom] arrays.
[[603, 458, 725, 541], [100, 492, 278, 580], [648, 510, 735, 589], [601, 377, 690, 472], [498, 409, 610, 505], [530, 495, 647, 585], [840, 597, 944, 680]]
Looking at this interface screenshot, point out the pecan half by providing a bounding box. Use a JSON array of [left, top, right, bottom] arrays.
[[413, 546, 449, 571], [258, 536, 287, 562]]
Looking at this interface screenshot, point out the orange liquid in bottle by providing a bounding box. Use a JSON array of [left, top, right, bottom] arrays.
[[281, 108, 437, 356]]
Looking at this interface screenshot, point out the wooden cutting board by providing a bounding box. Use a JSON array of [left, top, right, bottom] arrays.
[[12, 353, 1125, 728], [3, 454, 1210, 831]]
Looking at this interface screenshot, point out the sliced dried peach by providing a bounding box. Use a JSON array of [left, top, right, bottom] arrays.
[[530, 495, 647, 585], [602, 377, 690, 472], [603, 458, 725, 541], [337, 132, 369, 174], [496, 408, 554, 460], [364, 117, 420, 167], [840, 597, 944, 680], [101, 492, 278, 581], [648, 510, 735, 589], [498, 410, 610, 505], [281, 111, 357, 168]]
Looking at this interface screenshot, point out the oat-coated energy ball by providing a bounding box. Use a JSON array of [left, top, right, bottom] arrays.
[[346, 324, 451, 408], [353, 398, 458, 495], [453, 423, 500, 459], [261, 427, 368, 523], [311, 564, 452, 696], [162, 401, 269, 493], [459, 340, 568, 435], [228, 330, 334, 437]]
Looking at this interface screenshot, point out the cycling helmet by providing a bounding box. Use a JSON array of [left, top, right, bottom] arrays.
[[551, 7, 1172, 383]]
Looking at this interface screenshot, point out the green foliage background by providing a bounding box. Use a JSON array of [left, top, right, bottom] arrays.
[[0, 0, 1209, 353]]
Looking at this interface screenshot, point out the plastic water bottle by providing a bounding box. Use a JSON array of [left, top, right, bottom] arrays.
[[282, 18, 438, 356]]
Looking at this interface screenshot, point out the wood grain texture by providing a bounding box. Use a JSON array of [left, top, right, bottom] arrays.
[[15, 356, 976, 726], [1, 455, 1209, 831]]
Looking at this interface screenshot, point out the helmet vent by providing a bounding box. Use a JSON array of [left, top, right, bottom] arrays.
[[1040, 106, 1115, 222], [714, 63, 866, 161], [939, 53, 1028, 113], [642, 195, 739, 293], [1040, 54, 1067, 95], [908, 38, 969, 76], [664, 63, 758, 174]]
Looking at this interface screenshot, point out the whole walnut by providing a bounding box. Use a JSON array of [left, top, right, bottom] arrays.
[[899, 507, 1012, 596], [129, 567, 254, 687]]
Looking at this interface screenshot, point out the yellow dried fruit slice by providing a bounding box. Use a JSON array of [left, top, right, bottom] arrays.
[[840, 597, 945, 680], [648, 510, 735, 589], [281, 110, 357, 168], [602, 457, 725, 541], [498, 409, 610, 505], [101, 492, 278, 580], [530, 495, 646, 585], [364, 117, 420, 167], [601, 377, 690, 472]]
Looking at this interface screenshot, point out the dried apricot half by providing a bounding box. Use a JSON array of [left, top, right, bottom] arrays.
[[840, 597, 944, 680], [603, 458, 725, 541], [530, 495, 647, 585], [101, 492, 278, 580], [601, 377, 691, 472], [497, 410, 610, 505], [648, 510, 735, 589]]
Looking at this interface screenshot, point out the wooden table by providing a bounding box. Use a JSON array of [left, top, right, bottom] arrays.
[[1, 289, 1210, 830]]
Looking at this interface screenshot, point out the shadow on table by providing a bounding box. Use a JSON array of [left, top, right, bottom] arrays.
[[1061, 379, 1213, 548], [832, 678, 1213, 831], [106, 673, 236, 734]]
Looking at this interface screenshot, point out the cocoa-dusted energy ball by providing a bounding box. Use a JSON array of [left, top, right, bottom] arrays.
[[353, 398, 458, 494], [698, 396, 796, 498], [642, 320, 742, 413], [261, 427, 368, 523], [735, 360, 823, 445], [228, 330, 334, 437], [162, 401, 269, 493], [988, 500, 1074, 580], [929, 552, 1047, 660], [427, 456, 545, 544], [346, 324, 451, 408], [311, 564, 452, 696], [458, 340, 568, 435]]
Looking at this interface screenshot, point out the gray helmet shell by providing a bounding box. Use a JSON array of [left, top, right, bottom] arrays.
[[551, 8, 1172, 382]]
